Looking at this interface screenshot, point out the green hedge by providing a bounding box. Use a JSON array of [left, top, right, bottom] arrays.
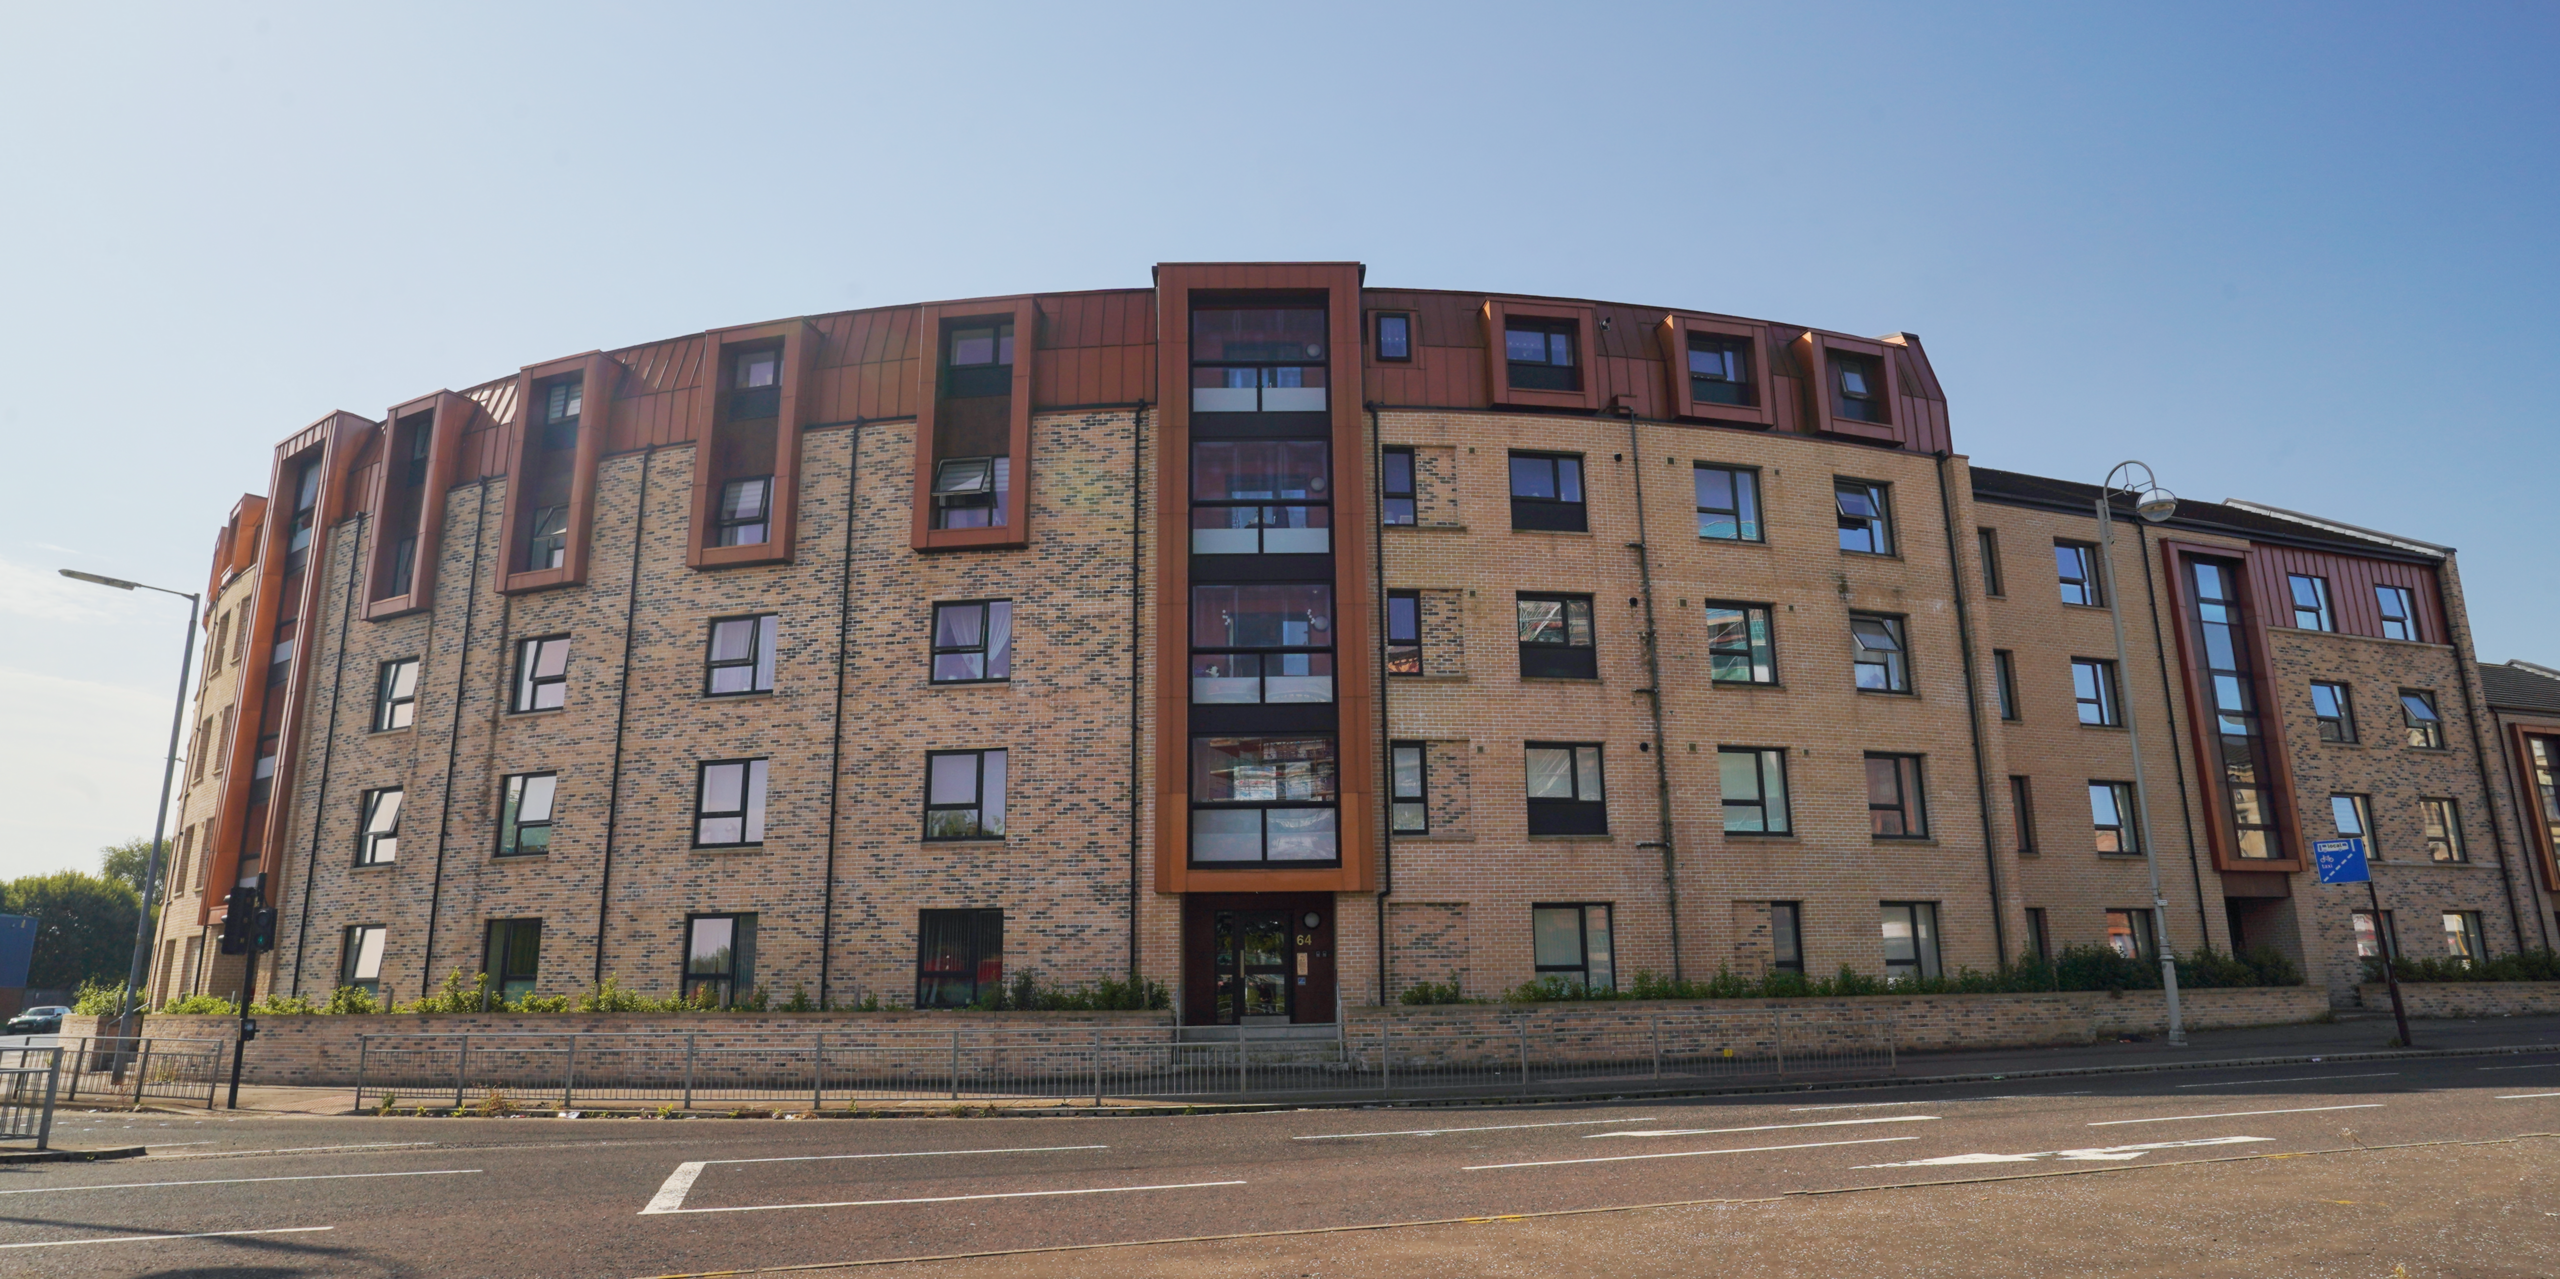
[[2363, 948, 2560, 985], [1396, 944, 2304, 1007], [157, 971, 1172, 1017]]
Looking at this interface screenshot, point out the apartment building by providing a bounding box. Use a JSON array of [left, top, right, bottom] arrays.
[[148, 262, 2549, 1017]]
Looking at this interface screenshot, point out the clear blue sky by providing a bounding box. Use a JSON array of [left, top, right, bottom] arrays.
[[3, 2, 2552, 881]]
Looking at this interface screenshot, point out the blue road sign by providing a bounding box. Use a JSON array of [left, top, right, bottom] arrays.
[[2313, 838, 2369, 884]]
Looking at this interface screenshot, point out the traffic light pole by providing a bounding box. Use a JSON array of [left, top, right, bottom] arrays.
[[227, 944, 257, 1110], [2370, 877, 2413, 1048]]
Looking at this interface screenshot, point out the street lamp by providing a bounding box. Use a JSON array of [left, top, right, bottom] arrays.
[[2090, 463, 2184, 1046], [58, 569, 201, 1058]]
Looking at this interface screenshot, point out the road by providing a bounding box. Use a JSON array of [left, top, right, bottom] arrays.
[[4, 1049, 2557, 1277]]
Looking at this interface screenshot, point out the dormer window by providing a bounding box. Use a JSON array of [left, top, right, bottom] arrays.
[[933, 457, 1009, 529], [714, 478, 772, 547], [944, 322, 1015, 397], [1375, 313, 1412, 361], [1191, 306, 1327, 412], [541, 377, 582, 450], [1832, 353, 1885, 423], [1505, 319, 1579, 392], [1687, 336, 1754, 406], [728, 348, 781, 421]]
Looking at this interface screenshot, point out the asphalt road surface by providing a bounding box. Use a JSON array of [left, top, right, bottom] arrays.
[[6, 1051, 2557, 1277]]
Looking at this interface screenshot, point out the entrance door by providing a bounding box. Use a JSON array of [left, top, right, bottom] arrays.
[[1212, 910, 1293, 1024]]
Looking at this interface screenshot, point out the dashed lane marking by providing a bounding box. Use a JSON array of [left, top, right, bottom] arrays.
[[1855, 1136, 2272, 1168], [1464, 1135, 1920, 1171], [0, 1169, 480, 1195], [1295, 1118, 1658, 1140], [642, 1146, 1114, 1215], [2173, 1072, 2398, 1088], [643, 1180, 1245, 1215], [1588, 1116, 1939, 1139], [0, 1227, 334, 1250], [2087, 1104, 2382, 1126], [2498, 1092, 2560, 1100]]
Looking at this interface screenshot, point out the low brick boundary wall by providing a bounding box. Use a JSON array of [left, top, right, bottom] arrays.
[[2358, 982, 2560, 1018]]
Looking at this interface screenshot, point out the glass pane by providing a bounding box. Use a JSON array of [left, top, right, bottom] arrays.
[[1879, 907, 1916, 964], [1264, 807, 1337, 860], [388, 660, 417, 699], [352, 928, 386, 980], [1191, 653, 1262, 704], [1391, 746, 1423, 798], [1509, 455, 1555, 500], [1191, 809, 1263, 861], [533, 640, 569, 678], [1532, 907, 1582, 969], [2331, 795, 2363, 835], [1382, 449, 1413, 494], [1518, 598, 1564, 644], [1566, 600, 1593, 647], [1763, 754, 1788, 829], [1387, 595, 1419, 644], [688, 918, 735, 974], [1392, 800, 1427, 832], [1582, 906, 1614, 990], [980, 751, 1005, 836], [1575, 747, 1604, 801], [698, 815, 743, 844], [1868, 757, 1901, 807], [934, 652, 986, 682], [519, 774, 556, 823], [368, 789, 403, 833], [983, 603, 1010, 679], [2090, 783, 2121, 827], [2401, 694, 2438, 722], [701, 763, 742, 814], [1720, 750, 1761, 804], [928, 754, 980, 806], [1557, 457, 1582, 503], [1506, 328, 1551, 363], [933, 604, 983, 651], [742, 760, 766, 842], [1191, 306, 1326, 363], [1525, 748, 1574, 798], [1378, 315, 1409, 359], [950, 327, 997, 367]]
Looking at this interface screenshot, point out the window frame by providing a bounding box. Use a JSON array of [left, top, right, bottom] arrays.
[[929, 455, 1012, 531], [482, 917, 542, 1006], [1188, 735, 1342, 866], [1835, 480, 1894, 555], [1662, 316, 1777, 426], [1531, 903, 1616, 992], [1866, 753, 1928, 839], [692, 758, 769, 849], [1189, 438, 1333, 555], [929, 600, 1013, 685], [2090, 780, 2140, 855], [1502, 316, 1582, 392], [2352, 909, 2399, 960], [1373, 311, 1413, 362], [374, 658, 419, 732], [1703, 602, 1778, 685], [705, 614, 781, 696], [2072, 657, 2123, 726], [2441, 910, 2486, 967], [1879, 901, 1941, 980], [1524, 742, 1607, 836], [1977, 528, 2005, 597], [356, 787, 403, 866], [1386, 590, 1423, 677], [1517, 592, 1599, 680], [1718, 746, 1791, 835], [2310, 681, 2358, 743], [340, 924, 386, 998], [711, 475, 774, 548], [1190, 582, 1337, 706], [1994, 649, 2020, 721], [496, 771, 558, 857], [1770, 902, 1805, 973], [2400, 689, 2445, 749], [1389, 740, 1429, 834], [916, 908, 1004, 1010], [2374, 585, 2418, 641], [923, 748, 1009, 842], [2288, 573, 2335, 631], [2419, 797, 2466, 863], [1850, 612, 1910, 693], [1693, 464, 1764, 543], [682, 912, 757, 1008], [2024, 907, 2051, 963], [2105, 908, 2157, 962], [512, 635, 570, 713], [2010, 776, 2038, 853], [2055, 541, 2102, 607], [1827, 350, 1889, 425], [1507, 451, 1588, 533], [2330, 792, 2374, 849], [1380, 446, 1417, 526]]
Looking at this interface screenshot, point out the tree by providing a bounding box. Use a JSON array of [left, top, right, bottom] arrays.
[[0, 870, 142, 990], [99, 836, 157, 897]]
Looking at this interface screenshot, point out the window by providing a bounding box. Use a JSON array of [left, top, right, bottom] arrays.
[[2287, 574, 2334, 631], [1994, 650, 2020, 720], [250, 735, 278, 804], [943, 321, 1014, 397], [1866, 754, 1926, 838], [282, 458, 320, 575], [2375, 585, 2418, 641], [1191, 305, 1327, 412], [1193, 583, 1335, 704], [1375, 312, 1411, 361], [683, 914, 757, 1007], [2400, 689, 2444, 748], [1704, 603, 1776, 684], [1191, 440, 1331, 553], [1880, 902, 1940, 979], [375, 659, 419, 731], [1504, 319, 1580, 392], [2526, 737, 2560, 868], [526, 505, 569, 571], [2090, 781, 2139, 854], [1386, 590, 1422, 676], [2311, 681, 2357, 743], [2105, 908, 2156, 962], [2011, 776, 2038, 853], [1850, 613, 1909, 692], [1390, 742, 1428, 834], [1380, 447, 1417, 526], [1191, 736, 1339, 864], [1508, 452, 1587, 532], [924, 749, 1008, 840], [929, 602, 1012, 684], [1770, 902, 1804, 973], [1687, 335, 1755, 406], [357, 788, 402, 865], [1525, 743, 1606, 835], [2024, 907, 2051, 963], [931, 456, 1010, 530], [483, 919, 541, 1005], [2330, 793, 2373, 845], [2419, 798, 2465, 863], [2352, 910, 2398, 960], [541, 377, 583, 448], [513, 636, 569, 712], [1532, 904, 1614, 991], [2056, 542, 2101, 607], [729, 346, 782, 420], [1831, 353, 1887, 424], [1694, 465, 1762, 541], [2442, 911, 2485, 967], [1977, 528, 2005, 597], [2188, 560, 2281, 860], [2072, 658, 2121, 726], [713, 477, 772, 547], [340, 925, 386, 998], [693, 759, 769, 848], [1517, 593, 1598, 680], [706, 614, 780, 695], [497, 773, 557, 856], [1835, 480, 1893, 554], [917, 908, 1003, 1009], [387, 534, 418, 599], [1718, 747, 1790, 834]]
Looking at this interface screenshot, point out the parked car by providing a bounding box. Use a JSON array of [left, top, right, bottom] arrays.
[[4, 1006, 70, 1035]]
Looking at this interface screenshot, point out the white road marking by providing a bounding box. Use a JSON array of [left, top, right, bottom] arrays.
[[2498, 1092, 2560, 1100], [0, 1226, 334, 1250], [1791, 1093, 2091, 1111], [2478, 1062, 2560, 1071], [1465, 1135, 1921, 1171], [2088, 1104, 2382, 1126], [1296, 1118, 1658, 1140], [645, 1162, 707, 1215], [148, 1141, 439, 1160], [1787, 1100, 1932, 1111], [1856, 1136, 2272, 1168], [643, 1180, 1244, 1215], [640, 1146, 1114, 1215], [0, 1169, 479, 1195], [2173, 1072, 2399, 1088], [1589, 1116, 1939, 1139]]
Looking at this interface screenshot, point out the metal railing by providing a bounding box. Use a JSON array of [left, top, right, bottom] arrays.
[[352, 1011, 1893, 1111], [0, 1047, 63, 1148], [53, 1036, 226, 1109]]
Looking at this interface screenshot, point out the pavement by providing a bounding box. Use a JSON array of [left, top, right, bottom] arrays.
[[0, 1014, 2552, 1275]]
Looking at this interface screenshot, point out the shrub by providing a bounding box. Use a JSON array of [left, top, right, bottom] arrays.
[[159, 993, 238, 1015], [251, 993, 322, 1015], [1398, 980, 1478, 1006], [2366, 947, 2560, 984], [323, 985, 384, 1015], [782, 983, 816, 1013], [962, 973, 1169, 1012], [71, 979, 124, 1016]]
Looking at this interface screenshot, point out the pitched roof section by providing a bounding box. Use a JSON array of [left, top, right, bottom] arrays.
[[1969, 466, 2437, 563], [2480, 661, 2560, 715]]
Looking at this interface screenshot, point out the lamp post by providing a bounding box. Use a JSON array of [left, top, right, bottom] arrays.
[[2090, 463, 2185, 1046], [59, 569, 201, 1059]]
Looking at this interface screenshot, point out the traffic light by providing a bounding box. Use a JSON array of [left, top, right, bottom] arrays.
[[217, 887, 262, 955], [248, 907, 278, 953]]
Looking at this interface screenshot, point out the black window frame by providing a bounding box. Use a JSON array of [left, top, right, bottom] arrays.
[[1189, 438, 1333, 555], [1850, 612, 1910, 693], [1531, 903, 1615, 991], [482, 917, 542, 1006], [929, 600, 1013, 685], [712, 475, 775, 547], [1389, 740, 1429, 834], [1994, 649, 2020, 720], [2419, 796, 2465, 863], [2352, 909, 2399, 960], [2024, 907, 2051, 963], [2311, 680, 2357, 743], [2056, 541, 2102, 607], [923, 748, 1008, 841], [1189, 735, 1341, 866], [1374, 311, 1412, 362], [496, 771, 558, 857], [2105, 908, 2156, 962], [1190, 582, 1337, 706], [356, 787, 402, 866], [727, 345, 783, 421], [526, 504, 569, 571], [693, 758, 769, 849], [1386, 590, 1423, 676], [340, 924, 386, 998], [2010, 775, 2038, 853], [1718, 746, 1791, 834], [705, 614, 780, 696], [1525, 742, 1607, 836], [1866, 753, 1927, 839], [1686, 333, 1757, 407], [2401, 689, 2445, 749], [1769, 902, 1804, 973], [1693, 464, 1763, 542], [2072, 657, 2122, 726], [1517, 592, 1598, 680], [375, 658, 419, 732], [917, 908, 1004, 1009], [1977, 527, 2005, 597], [2329, 792, 2373, 845], [1880, 901, 1941, 979], [1835, 480, 1894, 555], [1830, 352, 1888, 424], [1503, 318, 1581, 392], [2090, 780, 2139, 855], [1381, 446, 1417, 526], [512, 635, 570, 713], [1703, 602, 1777, 685], [2374, 585, 2418, 641], [941, 320, 1016, 398], [930, 456, 1010, 530], [2442, 910, 2486, 966], [1508, 451, 1588, 532], [2288, 573, 2335, 631], [682, 912, 758, 1008]]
